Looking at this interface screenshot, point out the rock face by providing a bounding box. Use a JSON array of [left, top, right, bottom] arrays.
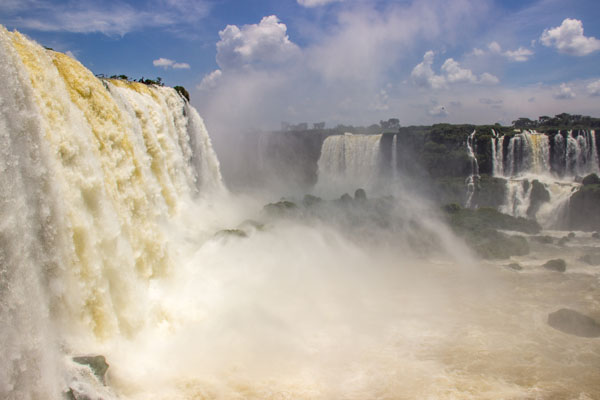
[[547, 308, 600, 338], [542, 258, 566, 272], [567, 179, 600, 231], [526, 179, 550, 219]]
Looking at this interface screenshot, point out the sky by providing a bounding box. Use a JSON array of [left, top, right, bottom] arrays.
[[2, 0, 600, 132]]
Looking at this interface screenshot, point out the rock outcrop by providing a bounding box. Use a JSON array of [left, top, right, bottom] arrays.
[[547, 308, 600, 337]]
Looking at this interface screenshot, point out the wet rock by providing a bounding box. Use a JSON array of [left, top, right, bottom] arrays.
[[339, 193, 353, 203], [582, 173, 600, 186], [526, 179, 550, 219], [532, 235, 554, 244], [592, 232, 600, 239], [558, 237, 570, 246], [506, 262, 522, 271], [567, 232, 575, 239], [567, 183, 600, 231], [73, 355, 109, 385], [263, 200, 298, 217], [354, 188, 367, 201], [547, 308, 600, 337], [302, 194, 322, 207], [542, 258, 566, 272], [215, 229, 248, 238]]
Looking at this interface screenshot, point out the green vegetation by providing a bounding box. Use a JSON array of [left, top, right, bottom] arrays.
[[513, 113, 600, 130]]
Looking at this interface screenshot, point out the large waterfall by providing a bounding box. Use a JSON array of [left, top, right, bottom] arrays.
[[0, 27, 223, 399], [315, 133, 382, 195], [490, 130, 599, 226]]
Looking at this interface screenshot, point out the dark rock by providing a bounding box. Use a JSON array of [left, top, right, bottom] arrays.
[[547, 308, 600, 337], [582, 173, 600, 186], [567, 184, 600, 231], [339, 193, 353, 203], [593, 232, 600, 239], [506, 263, 522, 271], [263, 200, 298, 217], [73, 355, 109, 384], [542, 258, 566, 272], [526, 179, 550, 219], [532, 235, 554, 244], [354, 188, 367, 201], [558, 237, 569, 246], [215, 229, 248, 238], [568, 232, 575, 239], [174, 85, 190, 102]]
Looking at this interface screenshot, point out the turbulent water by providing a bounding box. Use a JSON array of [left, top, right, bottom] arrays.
[[2, 28, 600, 400]]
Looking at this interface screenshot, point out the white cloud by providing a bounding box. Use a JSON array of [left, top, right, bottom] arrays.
[[411, 51, 498, 89], [441, 58, 477, 84], [198, 69, 223, 91], [479, 41, 533, 62], [587, 80, 600, 96], [216, 15, 300, 70], [297, 0, 343, 7], [540, 18, 600, 56], [553, 83, 575, 99], [411, 51, 447, 89], [153, 57, 190, 69]]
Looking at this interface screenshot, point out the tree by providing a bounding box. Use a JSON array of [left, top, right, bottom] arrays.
[[313, 122, 325, 130], [380, 118, 400, 131]]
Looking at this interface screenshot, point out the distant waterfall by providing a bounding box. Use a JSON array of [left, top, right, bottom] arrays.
[[316, 133, 382, 195], [0, 27, 224, 399], [464, 130, 479, 208], [391, 134, 398, 180], [490, 129, 598, 227]]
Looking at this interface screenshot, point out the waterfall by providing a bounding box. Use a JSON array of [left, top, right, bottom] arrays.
[[316, 133, 382, 195], [491, 130, 505, 177], [391, 134, 398, 180], [464, 130, 479, 208], [0, 27, 223, 399]]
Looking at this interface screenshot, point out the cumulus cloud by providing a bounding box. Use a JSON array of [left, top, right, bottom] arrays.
[[487, 41, 533, 62], [410, 51, 447, 89], [411, 51, 498, 89], [197, 69, 223, 91], [540, 18, 600, 56], [153, 57, 190, 69], [215, 15, 300, 70], [553, 83, 575, 99], [587, 80, 600, 96], [297, 0, 343, 7]]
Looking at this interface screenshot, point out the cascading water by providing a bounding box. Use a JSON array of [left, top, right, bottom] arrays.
[[491, 129, 599, 227], [391, 134, 398, 180], [0, 27, 223, 399], [315, 133, 382, 195], [464, 130, 479, 208]]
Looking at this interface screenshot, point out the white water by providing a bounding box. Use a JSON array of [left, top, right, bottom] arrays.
[[464, 130, 479, 208], [391, 134, 398, 180], [315, 133, 382, 196], [491, 130, 599, 227], [2, 28, 600, 400]]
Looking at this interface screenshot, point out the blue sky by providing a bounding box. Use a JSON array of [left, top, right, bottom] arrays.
[[2, 0, 600, 133]]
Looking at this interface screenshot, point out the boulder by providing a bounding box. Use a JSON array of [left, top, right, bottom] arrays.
[[506, 263, 522, 271], [567, 183, 600, 231], [582, 173, 600, 186], [547, 308, 600, 337], [354, 188, 367, 201], [542, 258, 566, 272], [526, 180, 550, 219]]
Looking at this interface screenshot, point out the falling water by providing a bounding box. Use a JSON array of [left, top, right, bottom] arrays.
[[0, 27, 223, 400], [391, 134, 398, 180], [464, 130, 479, 208], [491, 130, 505, 177], [315, 133, 382, 195]]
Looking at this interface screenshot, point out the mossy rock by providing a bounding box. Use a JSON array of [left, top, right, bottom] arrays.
[[582, 173, 600, 185], [263, 200, 299, 217], [465, 229, 529, 259], [73, 355, 109, 384], [506, 262, 522, 271], [215, 229, 248, 238]]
